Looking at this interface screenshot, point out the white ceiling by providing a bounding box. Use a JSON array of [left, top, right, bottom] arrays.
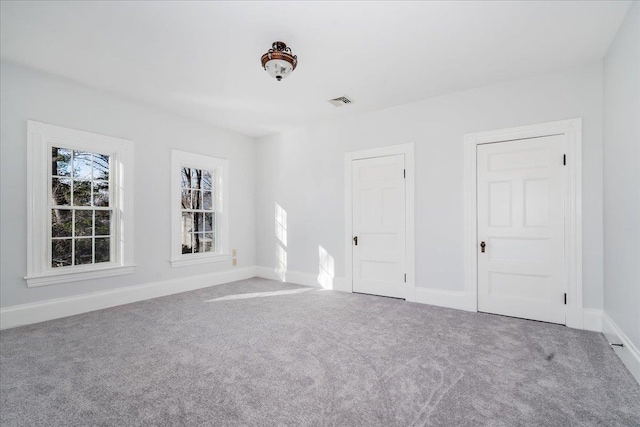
[[0, 1, 631, 137]]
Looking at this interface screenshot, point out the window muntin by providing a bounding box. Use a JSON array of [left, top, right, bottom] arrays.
[[50, 147, 113, 268], [180, 167, 216, 254]]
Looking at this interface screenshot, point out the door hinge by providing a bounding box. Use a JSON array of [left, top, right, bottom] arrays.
[[404, 273, 407, 283], [403, 169, 406, 178], [564, 293, 567, 305], [563, 154, 566, 166]]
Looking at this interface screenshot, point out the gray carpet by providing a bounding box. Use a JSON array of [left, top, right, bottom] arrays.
[[1, 278, 639, 426]]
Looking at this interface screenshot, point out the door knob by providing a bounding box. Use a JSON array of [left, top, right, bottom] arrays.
[[353, 236, 358, 246], [480, 241, 486, 253]]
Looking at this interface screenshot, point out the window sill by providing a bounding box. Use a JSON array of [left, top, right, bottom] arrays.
[[25, 264, 136, 288], [170, 254, 231, 268]]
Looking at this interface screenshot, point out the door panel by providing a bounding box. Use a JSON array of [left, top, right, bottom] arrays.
[[352, 155, 406, 298], [477, 135, 565, 324]]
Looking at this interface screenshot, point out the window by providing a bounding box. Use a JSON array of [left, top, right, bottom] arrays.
[[26, 121, 134, 287], [50, 148, 112, 267], [171, 150, 229, 267], [180, 167, 215, 254]]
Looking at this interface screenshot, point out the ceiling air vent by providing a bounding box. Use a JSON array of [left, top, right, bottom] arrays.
[[328, 96, 353, 107]]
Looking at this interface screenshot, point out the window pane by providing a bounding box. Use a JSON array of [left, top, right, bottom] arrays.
[[73, 151, 93, 180], [52, 239, 72, 268], [181, 167, 191, 189], [181, 189, 191, 209], [204, 213, 213, 231], [52, 147, 72, 177], [95, 211, 111, 236], [182, 211, 193, 232], [92, 153, 110, 180], [194, 212, 203, 233], [51, 178, 72, 206], [52, 209, 73, 237], [191, 190, 201, 210], [75, 210, 93, 236], [203, 191, 213, 210], [199, 233, 212, 253], [181, 213, 193, 254], [95, 238, 110, 263], [193, 232, 204, 253], [93, 181, 109, 207], [204, 232, 214, 252], [73, 180, 92, 206], [191, 168, 201, 188], [74, 238, 93, 265], [202, 170, 213, 191], [182, 231, 193, 254]]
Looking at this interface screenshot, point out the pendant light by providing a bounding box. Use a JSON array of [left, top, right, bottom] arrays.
[[261, 41, 298, 81]]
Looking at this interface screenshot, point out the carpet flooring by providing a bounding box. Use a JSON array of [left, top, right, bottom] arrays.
[[1, 278, 639, 426]]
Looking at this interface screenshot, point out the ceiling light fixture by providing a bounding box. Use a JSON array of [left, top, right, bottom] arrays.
[[261, 41, 297, 81]]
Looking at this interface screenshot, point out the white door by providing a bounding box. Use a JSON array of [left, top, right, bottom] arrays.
[[477, 135, 566, 324], [352, 154, 406, 298]]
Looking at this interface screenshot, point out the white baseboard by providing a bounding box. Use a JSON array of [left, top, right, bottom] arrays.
[[255, 266, 350, 293], [414, 287, 477, 312], [255, 266, 605, 333], [0, 266, 258, 330], [256, 267, 476, 313], [601, 312, 640, 384], [4, 263, 608, 338]]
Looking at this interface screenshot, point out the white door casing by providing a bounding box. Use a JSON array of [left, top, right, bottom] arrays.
[[352, 154, 406, 298], [464, 118, 583, 329], [477, 136, 566, 324], [344, 143, 415, 301]]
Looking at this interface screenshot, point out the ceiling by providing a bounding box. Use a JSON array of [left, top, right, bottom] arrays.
[[0, 1, 631, 137]]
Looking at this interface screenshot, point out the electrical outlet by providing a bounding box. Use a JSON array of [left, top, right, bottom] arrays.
[[232, 249, 237, 257], [232, 258, 237, 267]]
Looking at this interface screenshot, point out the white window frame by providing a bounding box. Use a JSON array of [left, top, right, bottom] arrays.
[[25, 121, 135, 287], [170, 149, 230, 267]]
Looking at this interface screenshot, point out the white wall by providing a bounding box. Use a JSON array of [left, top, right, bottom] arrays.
[[256, 64, 605, 310], [0, 61, 256, 307], [603, 2, 640, 349], [0, 59, 611, 316]]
